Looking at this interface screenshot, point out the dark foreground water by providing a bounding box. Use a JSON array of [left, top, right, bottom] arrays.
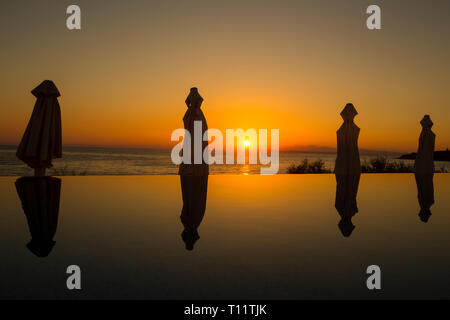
[[0, 174, 449, 299]]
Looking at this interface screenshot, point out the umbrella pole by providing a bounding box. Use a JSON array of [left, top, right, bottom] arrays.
[[34, 168, 46, 177]]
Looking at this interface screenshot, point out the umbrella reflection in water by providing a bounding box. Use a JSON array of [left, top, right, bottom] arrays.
[[335, 174, 360, 237], [15, 176, 61, 257]]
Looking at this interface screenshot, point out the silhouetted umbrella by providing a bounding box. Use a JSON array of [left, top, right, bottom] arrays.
[[414, 115, 435, 174], [16, 80, 62, 176], [334, 103, 361, 175], [179, 87, 209, 176], [15, 176, 61, 257]]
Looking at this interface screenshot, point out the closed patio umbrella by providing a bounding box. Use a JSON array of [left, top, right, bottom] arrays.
[[179, 87, 209, 176], [414, 115, 435, 174], [16, 80, 62, 176], [334, 103, 361, 175]]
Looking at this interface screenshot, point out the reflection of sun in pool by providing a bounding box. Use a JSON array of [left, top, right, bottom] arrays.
[[244, 140, 250, 147]]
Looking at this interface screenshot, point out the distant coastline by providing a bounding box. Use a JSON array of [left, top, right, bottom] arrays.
[[0, 144, 402, 156], [1, 145, 449, 176], [398, 150, 450, 162]]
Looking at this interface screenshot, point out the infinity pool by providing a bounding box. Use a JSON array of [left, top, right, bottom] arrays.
[[0, 174, 449, 299]]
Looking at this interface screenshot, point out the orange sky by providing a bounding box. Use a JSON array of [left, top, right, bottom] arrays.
[[1, 0, 449, 152]]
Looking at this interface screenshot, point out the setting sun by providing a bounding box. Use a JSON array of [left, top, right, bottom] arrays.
[[244, 140, 251, 147]]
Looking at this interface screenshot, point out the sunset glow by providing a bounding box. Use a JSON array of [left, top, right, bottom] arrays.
[[0, 1, 448, 153]]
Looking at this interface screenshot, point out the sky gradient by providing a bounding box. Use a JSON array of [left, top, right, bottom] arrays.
[[0, 0, 449, 152]]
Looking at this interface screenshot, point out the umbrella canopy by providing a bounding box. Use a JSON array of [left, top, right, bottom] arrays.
[[16, 80, 62, 171], [15, 176, 61, 257], [334, 103, 361, 175], [414, 115, 435, 174], [179, 87, 209, 176]]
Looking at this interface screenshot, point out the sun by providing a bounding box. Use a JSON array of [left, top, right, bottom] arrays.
[[243, 139, 250, 147]]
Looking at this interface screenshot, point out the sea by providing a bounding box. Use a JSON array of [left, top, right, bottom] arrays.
[[1, 145, 448, 176]]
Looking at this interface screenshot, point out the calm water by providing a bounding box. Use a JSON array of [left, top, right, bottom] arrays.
[[0, 174, 449, 299], [2, 145, 447, 176]]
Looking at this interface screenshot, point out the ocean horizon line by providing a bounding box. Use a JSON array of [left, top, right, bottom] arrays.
[[0, 144, 405, 156]]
